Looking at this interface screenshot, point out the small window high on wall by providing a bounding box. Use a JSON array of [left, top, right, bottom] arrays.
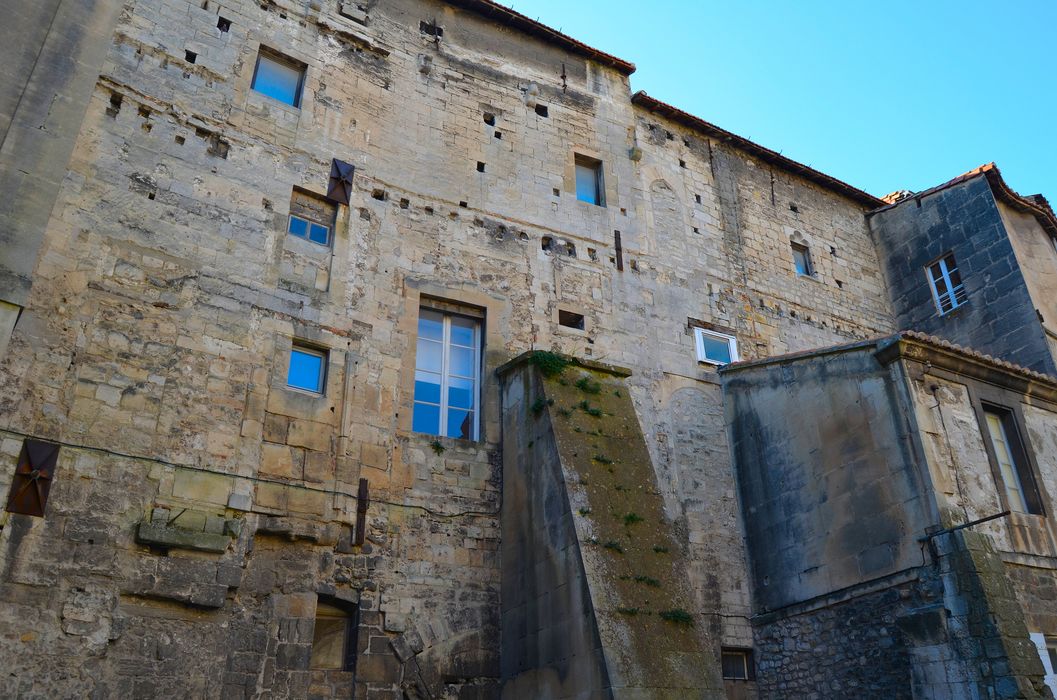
[[252, 48, 306, 107], [413, 305, 482, 440], [574, 154, 604, 206], [288, 188, 337, 246], [926, 253, 967, 315], [791, 242, 813, 277], [694, 328, 739, 366]]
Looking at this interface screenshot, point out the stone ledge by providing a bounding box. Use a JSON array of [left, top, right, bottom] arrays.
[[136, 522, 232, 553]]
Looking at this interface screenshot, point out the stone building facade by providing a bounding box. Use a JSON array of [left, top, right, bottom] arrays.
[[0, 0, 1055, 698]]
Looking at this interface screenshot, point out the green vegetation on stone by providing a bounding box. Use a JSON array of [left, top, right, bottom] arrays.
[[660, 609, 694, 626], [529, 350, 570, 378]]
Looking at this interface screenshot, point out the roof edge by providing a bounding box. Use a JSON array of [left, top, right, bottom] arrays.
[[631, 91, 884, 209], [721, 331, 1057, 400], [443, 0, 635, 75], [869, 163, 1057, 238]]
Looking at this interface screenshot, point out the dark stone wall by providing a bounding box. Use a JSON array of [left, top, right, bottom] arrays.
[[868, 176, 1057, 376], [722, 345, 933, 613], [753, 581, 918, 699]]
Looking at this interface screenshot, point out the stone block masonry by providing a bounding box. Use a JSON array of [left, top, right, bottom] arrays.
[[9, 0, 1030, 697]]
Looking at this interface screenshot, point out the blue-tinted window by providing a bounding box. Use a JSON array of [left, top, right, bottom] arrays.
[[575, 155, 603, 206], [412, 308, 481, 440], [288, 346, 325, 393], [288, 215, 330, 246], [252, 51, 304, 107]]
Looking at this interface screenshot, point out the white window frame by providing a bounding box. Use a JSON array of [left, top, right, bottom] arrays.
[[413, 309, 482, 441], [287, 213, 331, 246], [287, 344, 327, 394], [926, 253, 967, 315], [694, 327, 739, 366]]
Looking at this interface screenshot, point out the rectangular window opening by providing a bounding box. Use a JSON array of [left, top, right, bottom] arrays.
[[574, 154, 604, 207], [251, 48, 306, 107], [558, 309, 585, 331], [927, 252, 968, 315], [413, 304, 483, 441], [721, 648, 754, 681], [310, 597, 358, 673], [287, 188, 337, 246], [983, 405, 1043, 515], [694, 327, 738, 366], [792, 242, 813, 277], [288, 344, 327, 394]]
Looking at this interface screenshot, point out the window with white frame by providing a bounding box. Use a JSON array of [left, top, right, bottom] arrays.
[[694, 327, 739, 366], [926, 253, 968, 315], [288, 344, 327, 394], [413, 307, 481, 440]]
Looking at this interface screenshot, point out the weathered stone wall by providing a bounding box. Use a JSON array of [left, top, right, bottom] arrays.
[[721, 343, 933, 612], [0, 0, 123, 356], [996, 199, 1057, 371], [0, 0, 899, 696], [869, 176, 1057, 376]]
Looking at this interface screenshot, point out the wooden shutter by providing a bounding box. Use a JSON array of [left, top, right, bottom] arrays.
[[6, 439, 60, 517]]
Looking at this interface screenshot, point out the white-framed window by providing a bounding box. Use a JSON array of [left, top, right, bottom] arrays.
[[694, 328, 739, 366], [926, 253, 967, 315], [287, 344, 327, 394], [413, 307, 481, 440], [574, 154, 604, 206], [251, 49, 306, 107], [791, 242, 813, 276], [288, 214, 330, 245]]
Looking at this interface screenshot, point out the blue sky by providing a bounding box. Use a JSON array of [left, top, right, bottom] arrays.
[[511, 1, 1057, 200]]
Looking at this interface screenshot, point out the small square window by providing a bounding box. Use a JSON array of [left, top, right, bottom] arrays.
[[288, 345, 327, 393], [287, 188, 337, 247], [694, 328, 738, 366], [792, 242, 813, 277], [926, 252, 968, 315], [252, 49, 306, 107], [574, 155, 604, 207], [558, 309, 585, 331], [721, 648, 754, 680]]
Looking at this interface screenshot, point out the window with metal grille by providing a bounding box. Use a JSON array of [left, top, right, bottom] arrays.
[[982, 405, 1042, 515], [926, 253, 968, 315], [413, 306, 482, 440]]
